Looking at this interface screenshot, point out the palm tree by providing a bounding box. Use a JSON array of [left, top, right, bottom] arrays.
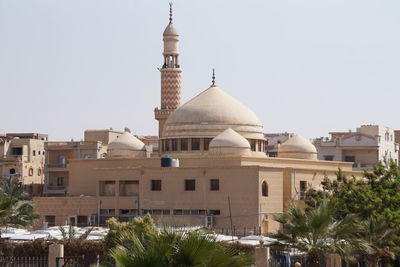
[[268, 198, 365, 267], [111, 229, 253, 267], [356, 217, 400, 267], [0, 176, 39, 231]]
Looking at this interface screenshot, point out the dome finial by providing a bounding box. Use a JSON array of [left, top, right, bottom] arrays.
[[211, 68, 216, 86], [169, 2, 173, 23]]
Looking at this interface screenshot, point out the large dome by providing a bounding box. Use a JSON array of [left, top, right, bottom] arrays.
[[163, 85, 264, 139]]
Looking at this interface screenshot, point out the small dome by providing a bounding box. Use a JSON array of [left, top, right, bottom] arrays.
[[278, 134, 317, 160], [108, 132, 146, 152], [163, 85, 264, 139], [163, 23, 178, 36], [210, 128, 250, 148]]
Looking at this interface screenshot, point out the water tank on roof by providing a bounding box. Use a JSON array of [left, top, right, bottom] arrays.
[[161, 156, 179, 167]]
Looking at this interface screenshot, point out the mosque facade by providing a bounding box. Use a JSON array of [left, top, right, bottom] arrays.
[[33, 7, 358, 233]]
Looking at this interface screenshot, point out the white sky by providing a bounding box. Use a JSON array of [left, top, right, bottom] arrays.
[[1, 0, 399, 141]]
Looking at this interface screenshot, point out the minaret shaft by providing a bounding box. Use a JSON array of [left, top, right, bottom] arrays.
[[155, 4, 182, 142]]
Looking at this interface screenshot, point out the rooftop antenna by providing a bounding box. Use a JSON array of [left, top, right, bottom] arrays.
[[211, 68, 216, 86], [169, 2, 173, 23]]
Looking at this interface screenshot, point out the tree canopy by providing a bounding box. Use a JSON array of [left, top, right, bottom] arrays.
[[0, 176, 39, 229], [306, 159, 400, 226]]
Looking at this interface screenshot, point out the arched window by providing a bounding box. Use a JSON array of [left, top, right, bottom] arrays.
[[29, 168, 33, 176], [37, 168, 42, 176], [262, 181, 268, 197], [9, 168, 16, 175]]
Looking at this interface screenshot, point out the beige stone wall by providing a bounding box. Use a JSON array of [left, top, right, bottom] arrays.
[[84, 130, 123, 145], [34, 155, 362, 232], [33, 196, 98, 226]]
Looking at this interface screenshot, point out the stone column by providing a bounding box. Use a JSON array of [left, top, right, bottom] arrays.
[[254, 247, 270, 267], [48, 243, 64, 267], [326, 254, 342, 267]]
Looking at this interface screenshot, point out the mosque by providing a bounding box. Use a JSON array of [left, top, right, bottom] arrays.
[[33, 6, 356, 233]]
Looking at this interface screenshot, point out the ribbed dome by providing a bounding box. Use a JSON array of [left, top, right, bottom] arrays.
[[278, 134, 317, 160], [163, 85, 264, 139], [210, 128, 250, 148], [108, 132, 146, 151], [163, 23, 178, 36]]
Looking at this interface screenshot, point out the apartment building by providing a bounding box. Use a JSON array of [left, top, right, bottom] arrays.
[[314, 125, 399, 170]]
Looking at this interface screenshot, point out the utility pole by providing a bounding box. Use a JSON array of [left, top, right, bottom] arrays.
[[228, 196, 234, 241]]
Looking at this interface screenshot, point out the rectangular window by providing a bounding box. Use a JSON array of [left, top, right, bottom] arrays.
[[204, 138, 212, 151], [323, 155, 334, 161], [119, 209, 138, 216], [152, 209, 162, 215], [100, 209, 115, 215], [181, 138, 188, 151], [171, 139, 178, 151], [144, 209, 171, 215], [165, 140, 170, 151], [33, 150, 36, 156], [57, 177, 64, 186], [185, 179, 196, 191], [45, 215, 56, 227], [250, 140, 256, 151], [210, 179, 219, 191], [173, 209, 183, 215], [119, 180, 139, 196], [191, 138, 200, 150], [77, 216, 88, 226], [151, 180, 162, 191], [12, 147, 23, 155], [344, 156, 355, 162], [300, 181, 307, 200], [100, 181, 116, 196], [208, 210, 220, 215]]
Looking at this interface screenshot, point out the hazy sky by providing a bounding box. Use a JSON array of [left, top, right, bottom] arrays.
[[1, 0, 399, 141]]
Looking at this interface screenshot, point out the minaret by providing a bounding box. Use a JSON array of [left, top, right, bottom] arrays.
[[154, 3, 182, 140]]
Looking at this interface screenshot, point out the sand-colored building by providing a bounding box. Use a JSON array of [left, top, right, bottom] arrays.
[[314, 125, 399, 170], [33, 7, 358, 232], [0, 133, 47, 195], [44, 129, 124, 196]]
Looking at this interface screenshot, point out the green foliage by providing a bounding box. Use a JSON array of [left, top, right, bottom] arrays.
[[0, 176, 39, 229], [111, 229, 253, 267], [355, 216, 400, 266], [103, 214, 156, 251], [59, 225, 93, 240], [269, 198, 366, 267], [304, 159, 400, 265], [0, 238, 105, 258], [305, 159, 400, 226]]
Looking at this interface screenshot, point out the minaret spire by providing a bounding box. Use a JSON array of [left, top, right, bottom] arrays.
[[211, 68, 216, 86], [169, 2, 173, 23]]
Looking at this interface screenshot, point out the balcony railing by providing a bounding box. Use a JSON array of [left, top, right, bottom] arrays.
[[0, 155, 23, 162], [44, 185, 66, 195], [46, 163, 67, 168]]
